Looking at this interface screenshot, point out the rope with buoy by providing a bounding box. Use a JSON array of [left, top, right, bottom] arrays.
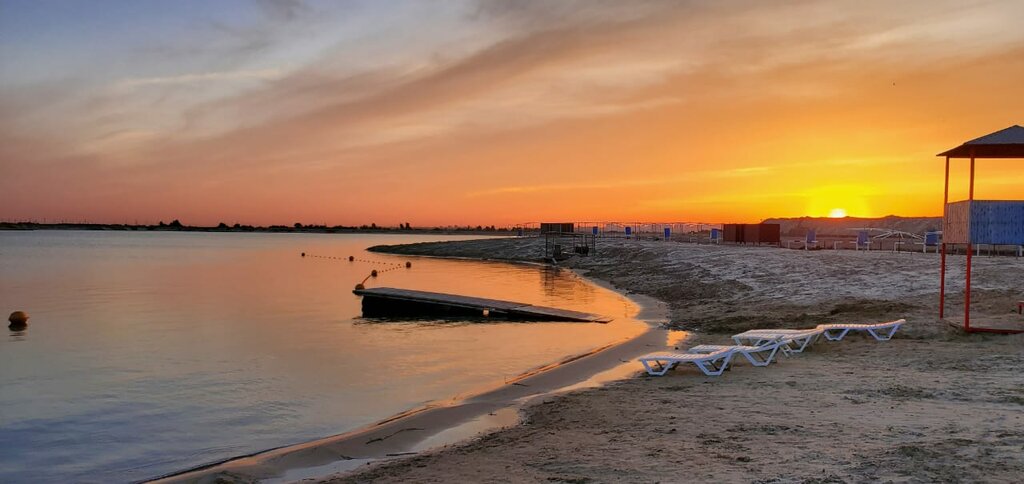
[[300, 252, 412, 290]]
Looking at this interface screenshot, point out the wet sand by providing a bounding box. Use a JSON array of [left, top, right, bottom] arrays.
[[154, 327, 674, 484], [325, 237, 1024, 483]]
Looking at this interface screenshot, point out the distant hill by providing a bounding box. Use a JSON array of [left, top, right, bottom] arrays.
[[761, 216, 943, 237]]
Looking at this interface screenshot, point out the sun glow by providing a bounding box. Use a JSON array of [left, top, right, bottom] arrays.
[[828, 208, 848, 218]]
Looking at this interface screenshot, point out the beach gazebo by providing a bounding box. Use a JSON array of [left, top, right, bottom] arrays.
[[937, 125, 1024, 333]]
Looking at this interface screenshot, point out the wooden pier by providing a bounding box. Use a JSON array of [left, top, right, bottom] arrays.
[[353, 287, 611, 323]]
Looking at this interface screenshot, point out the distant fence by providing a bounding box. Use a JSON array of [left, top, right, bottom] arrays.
[[514, 221, 724, 239], [512, 221, 1022, 256]]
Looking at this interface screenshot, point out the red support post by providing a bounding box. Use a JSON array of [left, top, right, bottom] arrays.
[[969, 155, 975, 200], [965, 243, 972, 332], [939, 243, 946, 318], [939, 156, 949, 319], [944, 155, 951, 205], [965, 153, 974, 331]]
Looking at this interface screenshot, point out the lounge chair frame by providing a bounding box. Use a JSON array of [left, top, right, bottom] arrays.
[[732, 329, 823, 355], [816, 319, 904, 341], [687, 340, 784, 367], [638, 350, 735, 377]]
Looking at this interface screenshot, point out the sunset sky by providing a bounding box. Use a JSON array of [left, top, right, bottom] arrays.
[[2, 0, 1022, 226]]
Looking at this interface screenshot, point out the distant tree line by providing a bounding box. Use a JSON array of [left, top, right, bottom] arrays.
[[1, 220, 516, 234]]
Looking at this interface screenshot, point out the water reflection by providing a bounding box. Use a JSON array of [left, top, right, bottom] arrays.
[[7, 329, 28, 341], [0, 231, 647, 483], [666, 330, 689, 348], [541, 266, 580, 299], [353, 317, 478, 327]]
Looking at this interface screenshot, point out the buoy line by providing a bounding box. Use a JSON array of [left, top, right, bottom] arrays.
[[301, 252, 407, 267], [300, 252, 412, 290]]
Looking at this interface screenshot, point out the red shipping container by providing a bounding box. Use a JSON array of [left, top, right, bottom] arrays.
[[758, 224, 781, 244], [742, 224, 760, 244], [723, 224, 743, 243]]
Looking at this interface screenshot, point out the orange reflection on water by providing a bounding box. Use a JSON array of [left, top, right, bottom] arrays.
[[666, 330, 689, 349], [0, 231, 648, 482]]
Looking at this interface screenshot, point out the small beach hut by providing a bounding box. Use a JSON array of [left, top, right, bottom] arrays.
[[937, 125, 1024, 334]]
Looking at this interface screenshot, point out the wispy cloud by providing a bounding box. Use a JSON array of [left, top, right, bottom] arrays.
[[2, 0, 1023, 224], [115, 69, 283, 89], [465, 156, 927, 199]]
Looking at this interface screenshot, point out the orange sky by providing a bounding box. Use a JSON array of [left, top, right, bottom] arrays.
[[1, 1, 1022, 226]]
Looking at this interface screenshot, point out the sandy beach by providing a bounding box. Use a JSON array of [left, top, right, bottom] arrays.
[[322, 237, 1024, 483], [369, 237, 1024, 333]]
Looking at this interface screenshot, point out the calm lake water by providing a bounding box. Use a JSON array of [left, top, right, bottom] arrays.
[[0, 231, 645, 483]]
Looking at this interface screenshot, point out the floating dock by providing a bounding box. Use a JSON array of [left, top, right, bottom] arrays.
[[353, 287, 611, 323]]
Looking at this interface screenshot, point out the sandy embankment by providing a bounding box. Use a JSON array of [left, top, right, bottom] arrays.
[[325, 237, 1024, 483]]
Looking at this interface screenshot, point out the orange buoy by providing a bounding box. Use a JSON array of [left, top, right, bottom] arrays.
[[371, 270, 378, 277], [349, 256, 355, 261], [405, 261, 412, 268], [8, 311, 29, 328]]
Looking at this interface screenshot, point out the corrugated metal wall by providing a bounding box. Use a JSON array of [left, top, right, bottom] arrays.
[[723, 224, 743, 243], [970, 201, 1024, 244], [722, 223, 780, 244], [540, 223, 575, 234], [943, 201, 972, 244], [943, 200, 1024, 244]]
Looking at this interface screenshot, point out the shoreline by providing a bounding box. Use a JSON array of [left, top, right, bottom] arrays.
[[151, 257, 672, 483], [151, 236, 1024, 483], [325, 237, 1024, 483], [369, 236, 1024, 333]]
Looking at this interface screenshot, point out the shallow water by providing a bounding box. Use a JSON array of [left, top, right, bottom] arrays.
[[0, 231, 645, 483]]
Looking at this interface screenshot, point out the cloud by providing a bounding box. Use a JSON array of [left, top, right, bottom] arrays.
[[253, 0, 312, 22], [114, 69, 284, 89], [159, 0, 1024, 158], [2, 0, 1024, 224], [146, 10, 698, 163]]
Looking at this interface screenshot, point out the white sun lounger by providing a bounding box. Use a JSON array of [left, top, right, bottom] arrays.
[[687, 340, 785, 367], [815, 319, 905, 341], [731, 328, 824, 355], [638, 348, 735, 376]]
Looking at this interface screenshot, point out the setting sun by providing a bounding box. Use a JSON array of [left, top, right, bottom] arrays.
[[828, 208, 848, 218], [2, 2, 1023, 226]]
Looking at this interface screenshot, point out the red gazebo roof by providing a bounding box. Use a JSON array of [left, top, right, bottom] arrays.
[[937, 125, 1024, 158]]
